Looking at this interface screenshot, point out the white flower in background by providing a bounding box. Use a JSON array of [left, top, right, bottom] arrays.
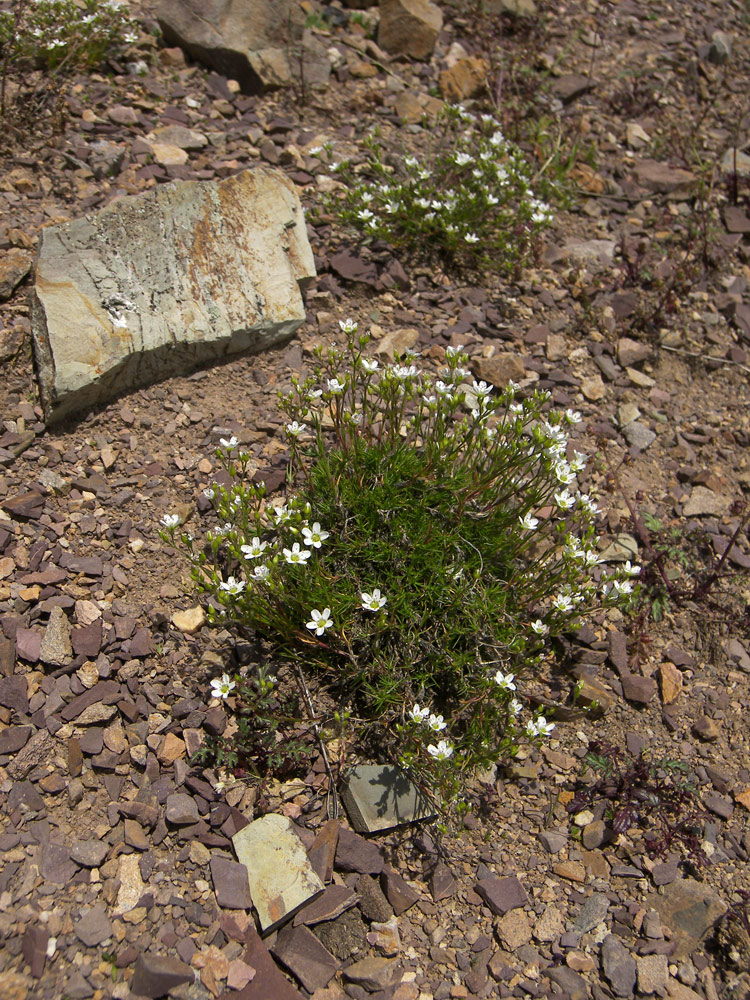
[[285, 421, 306, 437], [435, 380, 455, 396], [160, 513, 180, 528], [427, 713, 447, 732], [552, 593, 574, 612], [494, 671, 516, 692], [327, 378, 345, 394], [455, 151, 472, 166], [361, 589, 387, 611], [357, 208, 374, 222], [423, 394, 437, 406], [520, 512, 539, 531], [252, 565, 270, 581], [302, 522, 329, 549], [203, 487, 215, 499], [584, 550, 601, 567], [530, 619, 548, 636], [409, 704, 430, 724], [360, 358, 379, 372], [490, 130, 505, 146], [306, 607, 333, 636], [486, 192, 500, 205], [555, 462, 575, 485], [272, 504, 290, 525], [472, 380, 493, 398], [570, 451, 588, 473], [219, 436, 238, 449], [509, 698, 522, 716], [219, 576, 245, 596], [427, 740, 454, 760], [392, 364, 419, 379], [307, 388, 323, 400], [565, 409, 582, 424], [579, 494, 599, 515], [446, 345, 464, 359], [613, 579, 633, 596], [240, 537, 267, 560], [526, 716, 555, 738], [622, 561, 641, 577], [283, 543, 311, 566], [464, 232, 480, 244], [210, 673, 236, 700], [554, 489, 576, 511]]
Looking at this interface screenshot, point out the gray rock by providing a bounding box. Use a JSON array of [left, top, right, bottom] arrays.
[[543, 964, 589, 1000], [75, 904, 113, 947], [537, 831, 568, 854], [165, 793, 199, 826], [634, 159, 696, 198], [232, 814, 324, 932], [335, 826, 385, 875], [720, 148, 750, 177], [272, 925, 340, 992], [157, 0, 309, 92], [621, 672, 657, 703], [622, 420, 657, 452], [355, 874, 393, 923], [708, 31, 732, 64], [130, 953, 194, 997], [340, 764, 434, 832], [210, 854, 252, 909], [378, 0, 443, 59], [637, 953, 669, 994], [651, 879, 727, 960], [31, 168, 315, 423], [39, 606, 73, 667], [475, 875, 528, 915], [293, 885, 359, 927], [380, 866, 420, 915], [573, 892, 610, 933], [343, 955, 399, 991], [601, 934, 637, 997], [40, 841, 78, 885], [70, 840, 109, 868]]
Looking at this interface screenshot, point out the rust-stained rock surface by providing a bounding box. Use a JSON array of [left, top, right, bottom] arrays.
[[31, 167, 315, 423]]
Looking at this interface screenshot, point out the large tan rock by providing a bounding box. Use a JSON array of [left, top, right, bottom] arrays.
[[31, 168, 315, 423], [156, 0, 328, 92], [378, 0, 443, 60]]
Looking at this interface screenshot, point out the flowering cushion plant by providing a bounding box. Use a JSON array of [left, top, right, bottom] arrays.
[[163, 320, 639, 808], [312, 104, 556, 275]]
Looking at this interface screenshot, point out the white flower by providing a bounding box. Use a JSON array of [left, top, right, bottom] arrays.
[[464, 232, 480, 244], [530, 619, 548, 635], [509, 698, 522, 716], [565, 409, 582, 424], [392, 364, 419, 379], [360, 357, 379, 372], [552, 594, 574, 612], [520, 512, 539, 531], [285, 421, 306, 437], [486, 193, 499, 205], [613, 579, 633, 596], [219, 576, 245, 596], [555, 462, 575, 485], [307, 388, 323, 400], [427, 713, 447, 731], [252, 565, 270, 581], [283, 543, 311, 565], [472, 380, 493, 398], [161, 513, 180, 529], [210, 673, 236, 700], [409, 704, 430, 724], [554, 489, 576, 511], [203, 487, 215, 500], [489, 130, 505, 147], [302, 522, 329, 549], [327, 378, 345, 394], [357, 208, 374, 222], [526, 716, 555, 738], [361, 589, 387, 611], [427, 740, 454, 761], [570, 451, 588, 473], [622, 561, 641, 577], [219, 436, 239, 449], [435, 380, 455, 396], [494, 671, 516, 692], [273, 504, 290, 525], [454, 151, 472, 166], [584, 550, 601, 567], [240, 537, 268, 560], [446, 345, 464, 359], [306, 607, 333, 636]]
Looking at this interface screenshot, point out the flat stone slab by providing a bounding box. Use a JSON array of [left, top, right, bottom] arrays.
[[340, 764, 435, 832], [232, 814, 324, 933], [31, 167, 315, 423]]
